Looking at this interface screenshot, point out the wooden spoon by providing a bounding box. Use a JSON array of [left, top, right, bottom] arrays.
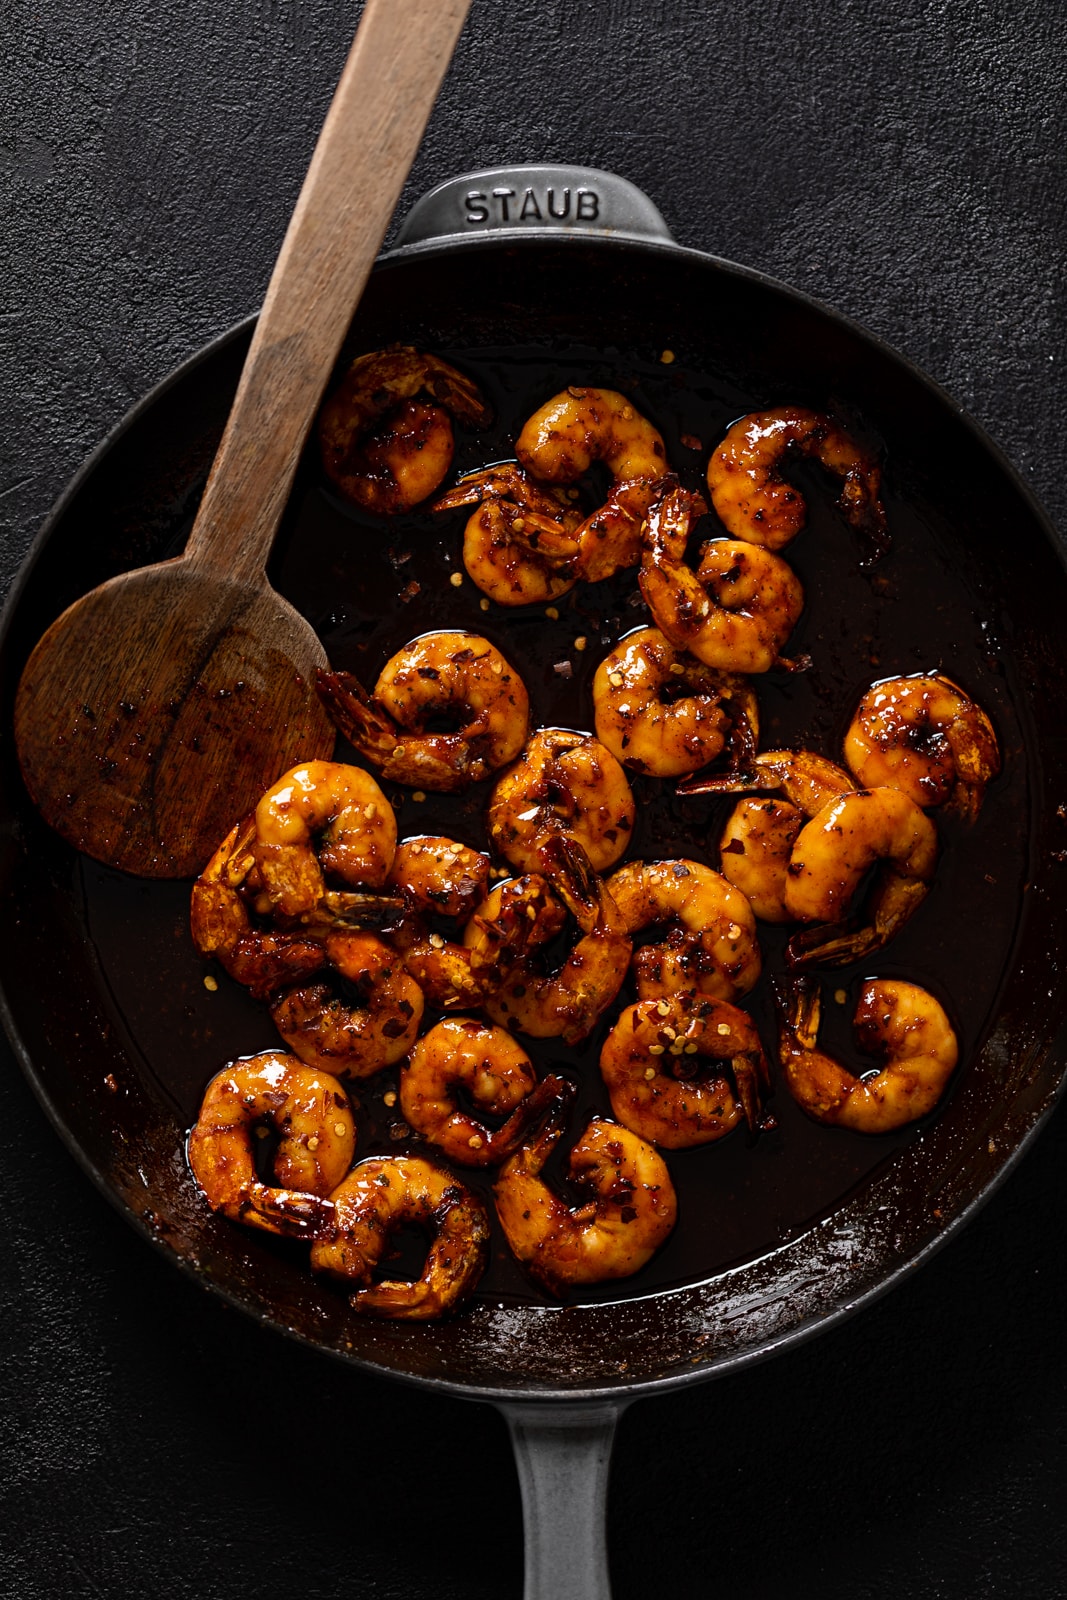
[[13, 0, 473, 878]]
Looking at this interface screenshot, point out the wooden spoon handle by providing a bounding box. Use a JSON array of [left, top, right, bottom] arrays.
[[183, 0, 473, 584]]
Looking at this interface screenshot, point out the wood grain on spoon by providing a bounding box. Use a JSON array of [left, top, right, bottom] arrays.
[[14, 0, 474, 878]]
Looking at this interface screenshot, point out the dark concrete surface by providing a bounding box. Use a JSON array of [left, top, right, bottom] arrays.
[[2, 2, 1066, 1596]]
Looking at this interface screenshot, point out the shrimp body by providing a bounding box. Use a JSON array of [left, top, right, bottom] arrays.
[[784, 788, 938, 967], [188, 1052, 356, 1236], [607, 858, 761, 1002], [707, 406, 888, 561], [494, 1103, 677, 1293], [388, 836, 490, 920], [592, 626, 759, 777], [252, 762, 396, 920], [311, 1156, 489, 1319], [682, 750, 855, 923], [777, 976, 958, 1131], [640, 487, 805, 673], [270, 930, 423, 1076], [434, 464, 582, 607], [191, 816, 329, 997], [488, 727, 636, 874], [318, 347, 490, 514], [600, 994, 770, 1145], [482, 836, 632, 1046], [844, 673, 1000, 820], [400, 1018, 563, 1166], [317, 631, 529, 793]]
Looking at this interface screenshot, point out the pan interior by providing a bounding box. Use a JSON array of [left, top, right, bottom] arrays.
[[3, 241, 1065, 1396]]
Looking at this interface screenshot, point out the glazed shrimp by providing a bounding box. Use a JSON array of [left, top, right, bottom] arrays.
[[639, 485, 806, 673], [681, 749, 855, 922], [593, 626, 759, 777], [270, 929, 423, 1076], [515, 388, 670, 581], [785, 788, 938, 968], [494, 1099, 677, 1294], [318, 347, 491, 514], [317, 631, 529, 793], [433, 463, 583, 607], [777, 976, 958, 1131], [399, 1018, 566, 1166], [188, 1052, 356, 1236], [606, 858, 761, 1002], [706, 406, 889, 562], [844, 673, 1001, 821], [252, 761, 396, 921], [481, 835, 632, 1045], [487, 726, 636, 874], [310, 1156, 489, 1319], [191, 815, 328, 998], [600, 993, 770, 1144]]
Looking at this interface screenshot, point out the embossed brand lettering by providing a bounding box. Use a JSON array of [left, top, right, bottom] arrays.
[[462, 184, 603, 226]]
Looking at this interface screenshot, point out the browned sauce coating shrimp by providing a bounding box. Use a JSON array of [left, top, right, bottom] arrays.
[[494, 1089, 677, 1293], [640, 485, 806, 673], [317, 631, 529, 793], [251, 761, 397, 921], [318, 347, 491, 514], [844, 673, 1000, 821], [433, 463, 583, 607], [777, 976, 958, 1131], [707, 406, 888, 563], [487, 726, 636, 873], [593, 626, 759, 777], [311, 1156, 489, 1319], [600, 993, 770, 1144], [400, 1018, 566, 1166], [607, 858, 761, 1002], [188, 1052, 355, 1236], [270, 929, 423, 1076]]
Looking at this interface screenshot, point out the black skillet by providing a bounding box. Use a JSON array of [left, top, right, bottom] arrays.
[[3, 166, 1067, 1598]]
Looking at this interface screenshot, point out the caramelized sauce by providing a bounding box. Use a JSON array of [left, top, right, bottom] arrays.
[[79, 343, 1028, 1311]]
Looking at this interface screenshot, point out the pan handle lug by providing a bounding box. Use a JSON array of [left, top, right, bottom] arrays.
[[497, 1397, 627, 1600], [394, 165, 674, 250]]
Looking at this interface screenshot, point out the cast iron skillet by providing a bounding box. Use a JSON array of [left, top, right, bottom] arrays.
[[3, 166, 1067, 1598]]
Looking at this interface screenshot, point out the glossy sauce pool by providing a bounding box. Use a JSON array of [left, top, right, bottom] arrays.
[[78, 343, 1028, 1311]]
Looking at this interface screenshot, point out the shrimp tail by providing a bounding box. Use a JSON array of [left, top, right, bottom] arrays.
[[785, 868, 930, 969], [248, 1184, 335, 1238], [774, 974, 822, 1050], [316, 668, 394, 754], [491, 1072, 573, 1163], [513, 1075, 579, 1175]]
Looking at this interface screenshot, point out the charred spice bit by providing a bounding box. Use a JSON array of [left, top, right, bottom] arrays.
[[680, 432, 702, 452], [104, 1074, 118, 1093]]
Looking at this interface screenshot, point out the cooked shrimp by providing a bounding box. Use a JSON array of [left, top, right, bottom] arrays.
[[600, 993, 770, 1144], [270, 930, 423, 1076], [707, 406, 889, 562], [777, 976, 958, 1131], [639, 485, 806, 673], [317, 631, 529, 794], [433, 463, 583, 607], [188, 1052, 355, 1236], [487, 726, 636, 874], [784, 788, 938, 967], [482, 835, 631, 1045], [844, 673, 1001, 821], [318, 347, 491, 514], [310, 1155, 489, 1319], [190, 815, 329, 998], [515, 388, 670, 582], [400, 1018, 565, 1166], [607, 858, 761, 1002], [681, 749, 855, 922], [494, 1098, 677, 1294], [593, 626, 759, 777], [251, 761, 396, 921], [387, 836, 490, 920]]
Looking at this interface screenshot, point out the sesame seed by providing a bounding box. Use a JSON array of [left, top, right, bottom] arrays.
[[660, 349, 675, 364], [480, 598, 490, 611], [656, 1000, 670, 1016], [412, 790, 426, 802], [669, 661, 685, 675], [450, 571, 463, 587], [383, 1091, 397, 1108], [609, 671, 623, 688], [835, 988, 848, 1004], [491, 660, 503, 674], [512, 517, 525, 532], [644, 1066, 657, 1079], [648, 1044, 666, 1056], [392, 745, 404, 758], [622, 406, 634, 421], [307, 1136, 320, 1151], [662, 1025, 677, 1040], [468, 1134, 485, 1149], [203, 974, 218, 992], [727, 923, 741, 939], [429, 932, 445, 948], [684, 1042, 699, 1054], [545, 606, 559, 620], [669, 1040, 685, 1055], [574, 636, 587, 651], [717, 1023, 731, 1036], [334, 1122, 347, 1137], [364, 803, 377, 819]]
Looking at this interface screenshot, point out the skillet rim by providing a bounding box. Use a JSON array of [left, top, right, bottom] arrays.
[[2, 231, 1065, 1404]]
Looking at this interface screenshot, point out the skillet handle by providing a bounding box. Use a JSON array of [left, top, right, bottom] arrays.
[[394, 164, 674, 249], [497, 1398, 626, 1600]]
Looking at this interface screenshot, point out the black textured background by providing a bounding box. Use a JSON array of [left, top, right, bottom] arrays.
[[3, 3, 1067, 1596]]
